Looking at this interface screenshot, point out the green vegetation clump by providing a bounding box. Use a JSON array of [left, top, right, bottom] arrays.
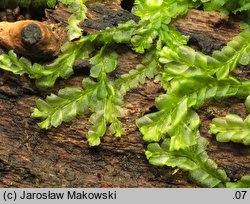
[[0, 0, 250, 187]]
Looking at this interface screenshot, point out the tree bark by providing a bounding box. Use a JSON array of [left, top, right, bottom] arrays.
[[0, 1, 249, 188]]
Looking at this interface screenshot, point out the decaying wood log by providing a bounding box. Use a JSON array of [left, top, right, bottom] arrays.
[[0, 1, 249, 188], [0, 20, 60, 60]]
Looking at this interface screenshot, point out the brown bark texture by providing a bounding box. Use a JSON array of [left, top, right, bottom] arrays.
[[0, 0, 249, 187]]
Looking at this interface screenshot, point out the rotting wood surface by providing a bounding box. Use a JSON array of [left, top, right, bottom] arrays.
[[0, 20, 60, 60], [0, 1, 249, 187]]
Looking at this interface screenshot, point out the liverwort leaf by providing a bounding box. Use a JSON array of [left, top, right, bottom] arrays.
[[146, 138, 229, 187], [32, 87, 88, 129], [226, 175, 250, 188], [209, 114, 250, 145]]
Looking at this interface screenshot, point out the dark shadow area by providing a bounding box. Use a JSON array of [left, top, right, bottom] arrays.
[[0, 7, 45, 22], [121, 0, 135, 12]]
